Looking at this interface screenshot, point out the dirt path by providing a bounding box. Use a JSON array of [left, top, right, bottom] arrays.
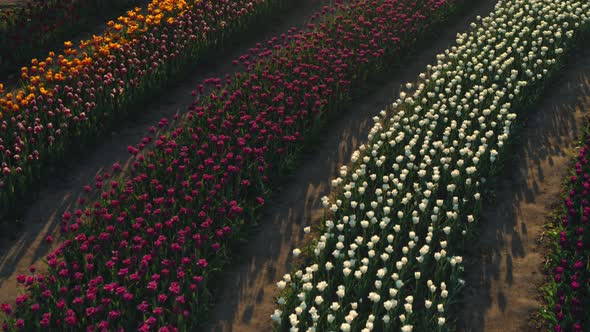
[[458, 47, 590, 331], [0, 0, 328, 307], [205, 1, 499, 331]]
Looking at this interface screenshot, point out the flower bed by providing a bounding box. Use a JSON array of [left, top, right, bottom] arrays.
[[0, 0, 461, 330], [0, 0, 289, 219], [271, 0, 590, 331], [0, 0, 136, 74], [542, 132, 590, 332]]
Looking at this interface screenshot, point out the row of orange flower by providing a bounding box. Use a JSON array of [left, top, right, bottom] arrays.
[[0, 0, 282, 217], [5, 0, 188, 91], [0, 0, 139, 74], [0, 0, 179, 107]]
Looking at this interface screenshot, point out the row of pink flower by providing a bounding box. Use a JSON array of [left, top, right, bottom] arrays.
[[0, 0, 455, 330], [547, 134, 590, 332], [0, 0, 279, 218]]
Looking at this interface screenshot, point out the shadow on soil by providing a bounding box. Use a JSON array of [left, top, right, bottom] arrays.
[[458, 46, 590, 332]]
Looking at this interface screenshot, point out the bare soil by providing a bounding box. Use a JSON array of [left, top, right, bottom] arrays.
[[458, 47, 590, 331], [0, 0, 328, 307]]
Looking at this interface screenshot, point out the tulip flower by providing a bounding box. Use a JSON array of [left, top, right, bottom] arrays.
[[273, 0, 590, 331]]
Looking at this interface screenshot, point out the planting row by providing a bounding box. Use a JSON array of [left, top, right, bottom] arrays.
[[0, 0, 137, 74], [272, 0, 590, 331], [0, 0, 459, 330], [542, 132, 590, 331], [0, 0, 287, 218]]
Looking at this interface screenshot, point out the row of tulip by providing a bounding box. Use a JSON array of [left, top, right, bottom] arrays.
[[0, 0, 137, 74], [272, 0, 590, 331], [0, 0, 291, 219], [542, 132, 590, 332], [0, 0, 459, 330]]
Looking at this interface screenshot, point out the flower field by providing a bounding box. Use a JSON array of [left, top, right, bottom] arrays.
[[271, 0, 590, 331], [542, 131, 590, 331], [0, 0, 589, 331], [0, 0, 463, 330], [0, 0, 137, 74], [0, 0, 287, 219]]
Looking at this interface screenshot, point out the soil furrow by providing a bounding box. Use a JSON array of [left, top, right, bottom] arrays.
[[459, 46, 590, 332]]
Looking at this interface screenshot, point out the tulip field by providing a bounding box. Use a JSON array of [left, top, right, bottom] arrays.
[[0, 0, 589, 331], [0, 0, 288, 217], [0, 0, 140, 74]]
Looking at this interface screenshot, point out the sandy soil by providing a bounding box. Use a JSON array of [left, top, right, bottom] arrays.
[[205, 1, 499, 331], [0, 0, 327, 307], [457, 47, 590, 331]]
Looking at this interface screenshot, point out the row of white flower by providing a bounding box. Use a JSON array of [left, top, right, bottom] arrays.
[[272, 0, 590, 331]]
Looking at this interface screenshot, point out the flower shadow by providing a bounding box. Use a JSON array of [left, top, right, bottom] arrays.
[[458, 46, 590, 332]]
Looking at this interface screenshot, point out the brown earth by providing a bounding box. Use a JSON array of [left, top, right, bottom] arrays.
[[0, 0, 328, 307], [205, 0, 499, 331], [458, 47, 590, 331]]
